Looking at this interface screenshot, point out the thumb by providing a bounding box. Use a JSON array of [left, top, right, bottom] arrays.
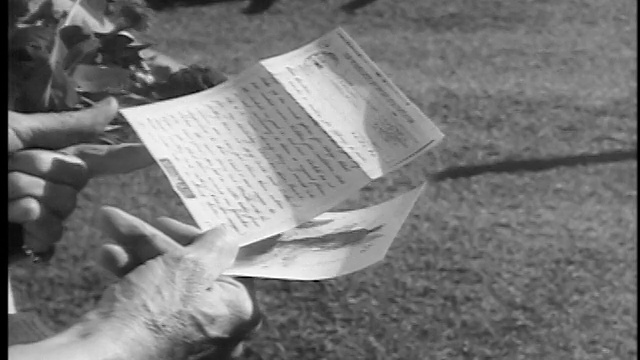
[[8, 97, 118, 153], [188, 226, 239, 274], [97, 244, 131, 278], [152, 217, 202, 246]]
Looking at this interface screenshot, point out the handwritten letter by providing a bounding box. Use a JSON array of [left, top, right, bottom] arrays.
[[261, 28, 444, 178], [122, 65, 370, 244], [121, 28, 443, 247]]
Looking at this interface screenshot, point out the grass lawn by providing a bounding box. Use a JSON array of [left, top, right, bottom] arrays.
[[11, 0, 637, 358]]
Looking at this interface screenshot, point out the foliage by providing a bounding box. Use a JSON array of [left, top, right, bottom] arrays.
[[8, 0, 226, 142]]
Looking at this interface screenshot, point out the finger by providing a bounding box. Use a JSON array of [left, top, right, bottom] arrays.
[[63, 143, 156, 178], [96, 244, 130, 278], [233, 276, 263, 332], [23, 207, 64, 253], [9, 150, 89, 189], [152, 217, 201, 246], [8, 97, 118, 153], [187, 226, 239, 273], [8, 172, 78, 219], [98, 206, 184, 271], [9, 197, 43, 223]]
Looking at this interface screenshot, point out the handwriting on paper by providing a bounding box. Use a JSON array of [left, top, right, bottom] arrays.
[[123, 65, 370, 243], [121, 28, 443, 246]]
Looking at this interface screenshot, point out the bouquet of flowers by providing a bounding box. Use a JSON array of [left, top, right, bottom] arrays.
[[8, 0, 228, 143]]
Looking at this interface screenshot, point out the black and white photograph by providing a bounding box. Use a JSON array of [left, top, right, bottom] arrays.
[[8, 0, 636, 359]]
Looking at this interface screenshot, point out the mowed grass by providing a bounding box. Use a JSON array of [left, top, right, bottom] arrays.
[[11, 0, 637, 358]]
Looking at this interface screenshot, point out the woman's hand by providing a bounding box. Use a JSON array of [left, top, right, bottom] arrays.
[[92, 207, 261, 359], [9, 207, 261, 360]]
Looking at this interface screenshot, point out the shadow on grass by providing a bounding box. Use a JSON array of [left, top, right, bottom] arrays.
[[145, 0, 242, 11], [341, 0, 379, 13], [432, 148, 637, 181], [146, 0, 381, 14]]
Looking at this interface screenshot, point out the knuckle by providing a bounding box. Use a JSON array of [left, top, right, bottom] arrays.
[[217, 277, 256, 315], [179, 252, 204, 265]]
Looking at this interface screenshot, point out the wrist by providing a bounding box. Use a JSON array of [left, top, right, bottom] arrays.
[[63, 315, 183, 360], [68, 309, 236, 360], [94, 258, 250, 359], [8, 322, 134, 360]]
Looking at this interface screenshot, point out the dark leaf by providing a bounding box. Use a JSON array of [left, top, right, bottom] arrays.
[[15, 58, 55, 112], [148, 64, 174, 82], [96, 113, 136, 144], [45, 0, 113, 112], [65, 76, 80, 108], [147, 65, 227, 100], [72, 64, 133, 92], [96, 32, 135, 53], [62, 37, 101, 70], [58, 25, 93, 50], [115, 92, 154, 107], [9, 0, 30, 29], [15, 57, 78, 112], [100, 44, 149, 67], [9, 25, 56, 61], [49, 70, 80, 111], [125, 44, 152, 52]]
